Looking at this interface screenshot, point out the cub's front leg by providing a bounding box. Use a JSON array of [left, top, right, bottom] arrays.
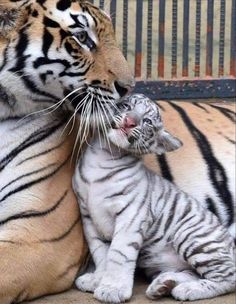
[[75, 214, 109, 293], [94, 221, 144, 303]]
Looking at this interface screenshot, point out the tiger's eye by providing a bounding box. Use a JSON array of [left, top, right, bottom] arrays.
[[77, 31, 88, 44]]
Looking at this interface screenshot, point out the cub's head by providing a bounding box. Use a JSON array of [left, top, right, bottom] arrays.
[[0, 0, 134, 119], [108, 94, 183, 155]]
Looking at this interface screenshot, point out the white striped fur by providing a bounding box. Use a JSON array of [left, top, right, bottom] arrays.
[[73, 94, 235, 303]]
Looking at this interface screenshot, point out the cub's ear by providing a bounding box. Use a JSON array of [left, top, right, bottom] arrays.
[[0, 6, 21, 37], [153, 129, 183, 155]]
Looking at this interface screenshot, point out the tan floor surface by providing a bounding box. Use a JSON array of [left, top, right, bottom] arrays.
[[23, 277, 235, 304]]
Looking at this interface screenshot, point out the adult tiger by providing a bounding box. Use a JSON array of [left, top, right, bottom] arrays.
[[144, 101, 235, 239], [0, 0, 134, 303]]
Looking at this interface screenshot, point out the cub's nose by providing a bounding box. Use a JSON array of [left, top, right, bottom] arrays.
[[124, 116, 137, 129]]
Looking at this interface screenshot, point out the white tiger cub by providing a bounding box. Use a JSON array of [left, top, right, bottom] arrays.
[[73, 94, 235, 303]]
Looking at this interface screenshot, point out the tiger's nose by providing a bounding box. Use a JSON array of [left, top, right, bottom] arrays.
[[124, 116, 137, 129], [114, 79, 135, 98]]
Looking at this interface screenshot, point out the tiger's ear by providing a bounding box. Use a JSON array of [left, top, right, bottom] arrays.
[[0, 6, 21, 37], [152, 129, 183, 155]]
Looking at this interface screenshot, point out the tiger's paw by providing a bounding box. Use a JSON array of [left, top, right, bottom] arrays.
[[94, 282, 132, 303], [75, 272, 102, 293], [171, 282, 205, 301]]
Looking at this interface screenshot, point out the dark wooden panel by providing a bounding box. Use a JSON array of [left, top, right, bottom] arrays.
[[158, 0, 166, 78], [230, 0, 236, 76], [134, 80, 236, 100]]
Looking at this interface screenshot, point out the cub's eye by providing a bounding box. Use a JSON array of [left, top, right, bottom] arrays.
[[76, 31, 88, 44], [143, 118, 152, 125]]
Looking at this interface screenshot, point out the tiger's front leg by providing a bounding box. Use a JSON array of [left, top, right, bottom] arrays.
[[94, 223, 144, 304]]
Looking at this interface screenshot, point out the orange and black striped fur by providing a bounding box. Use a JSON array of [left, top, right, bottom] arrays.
[[0, 0, 134, 303], [144, 101, 235, 237]]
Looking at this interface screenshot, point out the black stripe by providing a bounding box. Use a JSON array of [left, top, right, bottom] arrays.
[[187, 239, 225, 260], [57, 262, 79, 280], [8, 25, 56, 100], [0, 157, 69, 204], [0, 120, 66, 173], [0, 190, 68, 226], [0, 115, 25, 123], [16, 140, 65, 166], [10, 115, 38, 131], [105, 181, 136, 199], [163, 192, 180, 234], [178, 203, 192, 222], [95, 166, 130, 183], [209, 104, 236, 123], [0, 163, 56, 192], [2, 192, 67, 229], [36, 0, 47, 9], [43, 16, 60, 28], [116, 193, 138, 216], [176, 222, 202, 254], [99, 159, 138, 170], [8, 25, 58, 100], [194, 258, 220, 268], [42, 27, 54, 57], [0, 43, 9, 72], [0, 239, 19, 244], [109, 259, 122, 266], [183, 224, 221, 260], [57, 0, 71, 11], [78, 155, 89, 184], [128, 242, 140, 251], [126, 185, 149, 228], [20, 74, 59, 100], [192, 103, 209, 113], [224, 135, 235, 145], [169, 102, 233, 225], [33, 57, 70, 69], [59, 63, 93, 78], [156, 154, 173, 182], [111, 249, 128, 260], [39, 216, 80, 243], [206, 197, 218, 219]]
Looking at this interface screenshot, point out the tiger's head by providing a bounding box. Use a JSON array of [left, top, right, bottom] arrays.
[[0, 0, 135, 120]]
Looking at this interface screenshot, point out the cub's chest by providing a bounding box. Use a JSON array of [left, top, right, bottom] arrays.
[[84, 184, 117, 239]]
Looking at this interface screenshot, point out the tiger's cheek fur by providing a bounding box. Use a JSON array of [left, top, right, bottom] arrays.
[[0, 0, 134, 119]]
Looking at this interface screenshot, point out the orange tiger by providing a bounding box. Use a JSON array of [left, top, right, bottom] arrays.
[[0, 1, 134, 303]]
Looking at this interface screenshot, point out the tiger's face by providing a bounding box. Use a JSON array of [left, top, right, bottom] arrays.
[[108, 94, 183, 155], [0, 0, 134, 119]]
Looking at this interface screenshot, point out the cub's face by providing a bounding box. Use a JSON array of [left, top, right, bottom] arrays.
[[0, 0, 134, 118], [108, 94, 183, 155]]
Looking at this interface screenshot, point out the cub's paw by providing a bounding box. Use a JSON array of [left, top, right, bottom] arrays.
[[94, 283, 132, 303], [75, 273, 101, 293], [146, 278, 176, 300], [171, 282, 205, 301]]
